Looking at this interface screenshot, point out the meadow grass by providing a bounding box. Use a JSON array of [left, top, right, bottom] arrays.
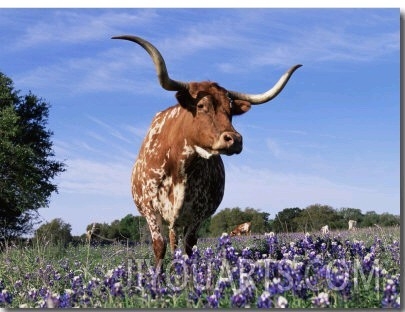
[[0, 226, 400, 308]]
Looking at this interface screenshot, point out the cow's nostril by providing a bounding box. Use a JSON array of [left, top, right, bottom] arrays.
[[223, 134, 233, 142], [214, 132, 243, 154]]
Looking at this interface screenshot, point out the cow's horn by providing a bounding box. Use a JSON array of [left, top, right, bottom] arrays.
[[227, 64, 302, 104], [112, 35, 189, 91]]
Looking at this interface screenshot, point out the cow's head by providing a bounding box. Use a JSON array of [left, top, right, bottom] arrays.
[[175, 81, 249, 156], [112, 35, 301, 157]]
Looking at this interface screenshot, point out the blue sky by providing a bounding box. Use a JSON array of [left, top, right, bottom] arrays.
[[0, 8, 400, 235]]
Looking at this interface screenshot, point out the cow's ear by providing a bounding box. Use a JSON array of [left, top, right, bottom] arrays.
[[176, 90, 196, 111], [231, 100, 251, 116]]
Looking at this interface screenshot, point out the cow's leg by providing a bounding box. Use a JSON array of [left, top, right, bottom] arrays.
[[169, 227, 178, 255], [183, 226, 198, 257], [146, 213, 166, 268]]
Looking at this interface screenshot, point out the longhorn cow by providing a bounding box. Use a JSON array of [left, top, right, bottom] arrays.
[[348, 220, 357, 231], [112, 35, 301, 267], [230, 222, 252, 236], [321, 225, 329, 234]]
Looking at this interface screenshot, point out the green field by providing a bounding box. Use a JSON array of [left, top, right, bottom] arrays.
[[0, 226, 400, 308]]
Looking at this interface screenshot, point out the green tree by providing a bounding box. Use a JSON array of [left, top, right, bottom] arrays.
[[295, 204, 339, 232], [209, 207, 269, 236], [34, 218, 72, 246], [209, 207, 247, 236], [273, 207, 302, 233], [197, 217, 211, 238], [86, 222, 112, 241], [85, 215, 151, 243], [379, 213, 400, 227], [107, 220, 121, 239], [337, 207, 363, 223], [361, 211, 379, 227], [244, 207, 271, 233], [118, 214, 137, 240], [0, 72, 65, 238]]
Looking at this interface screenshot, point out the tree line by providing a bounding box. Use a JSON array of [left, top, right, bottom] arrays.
[[23, 204, 399, 248]]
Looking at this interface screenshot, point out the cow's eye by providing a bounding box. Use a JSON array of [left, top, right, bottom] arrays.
[[197, 103, 205, 110]]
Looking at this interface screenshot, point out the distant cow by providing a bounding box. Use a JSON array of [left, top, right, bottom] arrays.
[[348, 220, 357, 231], [113, 35, 301, 267], [321, 225, 329, 234], [230, 222, 252, 236]]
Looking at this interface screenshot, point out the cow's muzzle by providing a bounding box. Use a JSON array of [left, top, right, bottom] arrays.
[[215, 131, 243, 155]]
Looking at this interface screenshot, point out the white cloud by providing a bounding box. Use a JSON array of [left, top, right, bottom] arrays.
[[266, 138, 283, 158], [10, 10, 159, 50], [60, 157, 132, 196], [9, 9, 399, 96]]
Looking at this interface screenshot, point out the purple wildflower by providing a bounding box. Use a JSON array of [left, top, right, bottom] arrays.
[[59, 289, 73, 308], [381, 275, 400, 308], [14, 280, 22, 289], [311, 291, 330, 307], [276, 295, 288, 308], [231, 290, 247, 308], [0, 289, 12, 305], [207, 293, 219, 308], [257, 290, 273, 308], [111, 282, 124, 297], [27, 288, 39, 302]]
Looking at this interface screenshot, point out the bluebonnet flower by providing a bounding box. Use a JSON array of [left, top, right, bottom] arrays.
[[276, 295, 288, 308], [381, 275, 400, 308], [27, 288, 39, 302], [362, 251, 376, 273], [71, 274, 84, 290], [204, 246, 214, 258], [311, 291, 330, 307], [276, 259, 294, 292], [387, 240, 400, 266], [188, 290, 199, 304], [241, 247, 253, 259], [326, 259, 351, 301], [191, 245, 201, 261], [86, 277, 101, 297], [280, 245, 288, 259], [241, 283, 255, 304], [253, 260, 266, 283], [289, 261, 307, 299], [207, 293, 219, 308], [350, 240, 366, 258], [39, 286, 49, 298], [257, 290, 273, 308], [268, 277, 284, 296], [231, 290, 246, 308], [14, 280, 22, 289], [266, 232, 279, 258], [111, 282, 124, 297], [59, 258, 70, 271], [225, 246, 238, 265], [308, 250, 317, 260], [0, 289, 12, 305], [218, 233, 231, 250], [59, 289, 74, 308], [66, 269, 74, 280], [301, 232, 314, 250], [45, 292, 60, 308]]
